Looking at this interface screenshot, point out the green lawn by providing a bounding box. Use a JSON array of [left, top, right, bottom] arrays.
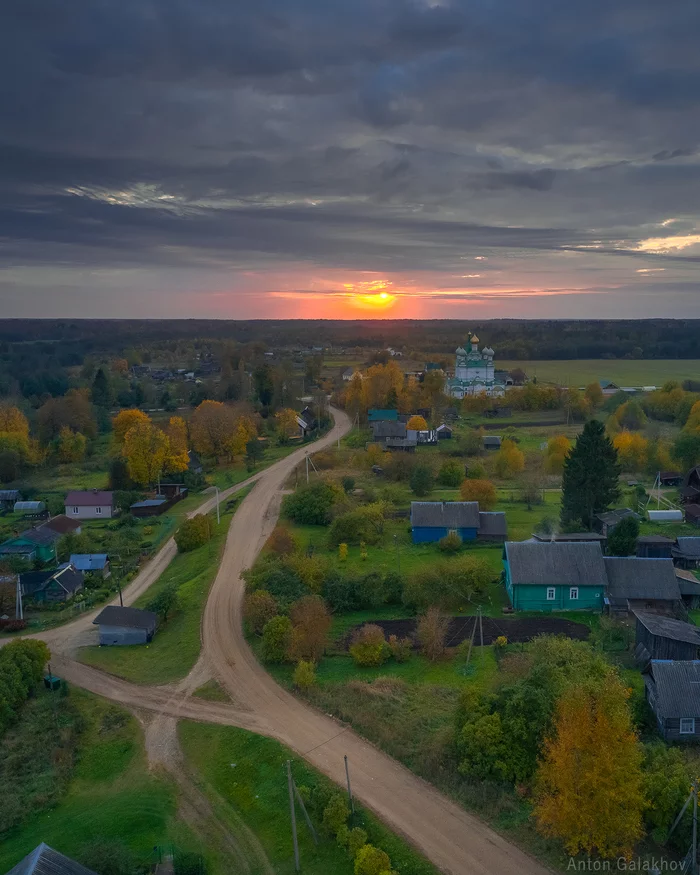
[[498, 359, 700, 387], [0, 690, 184, 873], [178, 722, 439, 875], [78, 489, 252, 684]]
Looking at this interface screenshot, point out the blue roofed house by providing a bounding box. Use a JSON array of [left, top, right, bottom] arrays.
[[70, 553, 111, 578], [503, 540, 608, 611], [410, 501, 507, 544]]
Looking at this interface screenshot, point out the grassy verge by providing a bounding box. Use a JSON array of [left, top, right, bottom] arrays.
[[193, 679, 231, 702], [78, 488, 252, 685], [178, 721, 440, 875], [0, 689, 186, 873]]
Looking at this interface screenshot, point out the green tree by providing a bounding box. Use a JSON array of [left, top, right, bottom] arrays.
[[437, 459, 464, 487], [606, 515, 640, 556], [175, 514, 214, 552], [282, 481, 338, 525], [323, 792, 350, 837], [561, 420, 621, 529], [146, 582, 179, 623], [409, 464, 434, 497], [354, 844, 392, 875], [245, 438, 264, 468], [91, 367, 112, 408], [673, 431, 700, 471], [261, 615, 293, 663]]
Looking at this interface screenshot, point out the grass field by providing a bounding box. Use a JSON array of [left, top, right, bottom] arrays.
[[0, 690, 183, 873], [178, 722, 439, 875], [78, 489, 252, 684], [499, 359, 700, 387]]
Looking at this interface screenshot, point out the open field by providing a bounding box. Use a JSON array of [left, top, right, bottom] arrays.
[[499, 359, 700, 387]]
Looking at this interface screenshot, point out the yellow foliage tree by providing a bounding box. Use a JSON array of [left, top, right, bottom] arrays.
[[230, 415, 257, 457], [407, 415, 428, 430], [460, 478, 497, 510], [398, 377, 421, 414], [113, 409, 151, 445], [165, 416, 189, 473], [344, 373, 365, 419], [0, 406, 29, 439], [685, 400, 700, 434], [545, 435, 571, 474], [493, 439, 525, 478], [275, 408, 299, 437], [56, 426, 87, 463], [613, 431, 648, 473], [584, 382, 604, 409], [123, 421, 170, 486], [362, 361, 404, 411], [190, 400, 236, 459], [533, 676, 646, 858]]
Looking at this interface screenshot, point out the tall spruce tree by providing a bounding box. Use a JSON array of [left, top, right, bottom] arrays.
[[560, 419, 621, 529]]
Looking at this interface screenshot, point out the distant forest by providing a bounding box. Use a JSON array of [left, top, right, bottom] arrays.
[[1, 319, 700, 362]]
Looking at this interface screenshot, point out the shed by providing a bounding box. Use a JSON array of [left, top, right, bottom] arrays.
[[435, 424, 452, 439], [477, 512, 508, 542], [685, 504, 700, 527], [5, 842, 98, 875], [130, 497, 172, 517], [483, 435, 501, 450], [40, 514, 82, 536], [644, 660, 700, 742], [681, 466, 700, 504], [634, 612, 700, 662], [411, 501, 480, 543], [604, 557, 681, 615], [636, 535, 675, 559], [660, 472, 683, 487], [532, 532, 607, 544], [13, 500, 45, 514], [676, 568, 700, 609], [673, 537, 700, 570], [93, 605, 157, 645], [503, 540, 607, 612], [0, 489, 21, 510], [648, 509, 684, 522], [593, 508, 638, 535], [70, 554, 110, 578]]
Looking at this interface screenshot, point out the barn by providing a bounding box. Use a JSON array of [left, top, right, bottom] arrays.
[[93, 605, 157, 645], [636, 535, 675, 559], [634, 611, 700, 662], [604, 557, 682, 615], [644, 660, 700, 742]]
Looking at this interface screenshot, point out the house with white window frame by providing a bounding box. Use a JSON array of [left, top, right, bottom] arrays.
[[644, 660, 700, 742], [64, 490, 115, 520]]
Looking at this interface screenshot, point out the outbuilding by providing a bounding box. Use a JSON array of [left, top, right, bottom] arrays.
[[70, 553, 110, 578], [0, 490, 21, 510], [634, 611, 700, 662], [483, 435, 501, 450], [636, 535, 675, 559], [436, 424, 453, 439], [593, 508, 639, 536], [685, 505, 700, 527], [130, 496, 175, 517], [93, 605, 157, 645], [675, 568, 700, 609], [604, 556, 681, 615], [673, 537, 700, 570], [644, 660, 700, 742], [5, 842, 98, 875]]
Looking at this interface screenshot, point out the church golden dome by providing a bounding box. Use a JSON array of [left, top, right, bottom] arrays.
[[470, 335, 479, 344]]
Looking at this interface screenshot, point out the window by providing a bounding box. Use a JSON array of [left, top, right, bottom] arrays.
[[546, 587, 556, 601], [95, 507, 102, 515], [72, 506, 79, 514], [570, 587, 579, 601], [681, 718, 695, 735]]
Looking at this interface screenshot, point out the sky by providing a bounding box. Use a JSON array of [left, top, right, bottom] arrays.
[[1, 0, 700, 319]]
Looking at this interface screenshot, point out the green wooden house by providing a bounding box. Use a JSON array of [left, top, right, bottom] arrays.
[[503, 540, 607, 611], [0, 527, 58, 563]]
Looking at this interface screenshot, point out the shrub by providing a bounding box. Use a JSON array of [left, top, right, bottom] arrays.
[[356, 571, 389, 609], [459, 478, 497, 510], [438, 531, 462, 553], [243, 590, 278, 634], [244, 561, 308, 610], [465, 461, 487, 479], [175, 514, 214, 552], [388, 634, 412, 662], [283, 481, 338, 525], [293, 660, 317, 690], [289, 595, 332, 662], [342, 476, 356, 493], [323, 571, 360, 612], [417, 607, 449, 661], [0, 619, 27, 632], [261, 615, 293, 663], [265, 526, 297, 555], [349, 624, 389, 667], [409, 464, 434, 497], [437, 459, 464, 487], [328, 503, 386, 546], [348, 827, 368, 857], [323, 792, 350, 837], [354, 844, 392, 875], [404, 554, 493, 610]]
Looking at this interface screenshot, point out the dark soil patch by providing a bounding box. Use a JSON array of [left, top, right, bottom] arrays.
[[341, 615, 590, 649]]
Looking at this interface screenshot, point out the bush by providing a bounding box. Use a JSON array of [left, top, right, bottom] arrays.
[[328, 503, 386, 546], [388, 634, 412, 662], [465, 461, 487, 479], [403, 554, 493, 610], [437, 459, 464, 487], [323, 792, 350, 837], [348, 827, 368, 858], [289, 595, 332, 662], [175, 514, 214, 552], [438, 531, 462, 553], [349, 624, 389, 667], [265, 526, 297, 555], [323, 571, 361, 612], [459, 478, 497, 510], [417, 607, 449, 661], [261, 615, 293, 663], [283, 481, 338, 525], [244, 560, 308, 610], [354, 844, 392, 875], [0, 619, 27, 632], [342, 476, 356, 493], [293, 660, 317, 690], [243, 590, 279, 634], [409, 464, 434, 497], [146, 581, 179, 623]]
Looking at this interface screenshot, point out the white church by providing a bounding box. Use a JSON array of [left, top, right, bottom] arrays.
[[445, 334, 507, 398]]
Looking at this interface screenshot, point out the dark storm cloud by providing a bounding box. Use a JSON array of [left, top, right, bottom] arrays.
[[1, 0, 699, 314]]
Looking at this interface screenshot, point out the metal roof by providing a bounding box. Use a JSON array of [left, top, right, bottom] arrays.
[[64, 491, 113, 506], [635, 612, 700, 645], [532, 532, 606, 542], [411, 501, 481, 529], [478, 512, 508, 536], [675, 538, 700, 558], [504, 540, 607, 587], [0, 490, 21, 501], [371, 421, 407, 439], [130, 498, 168, 508], [69, 554, 109, 571], [604, 557, 680, 601], [19, 527, 60, 546], [6, 843, 98, 875], [647, 661, 700, 719], [93, 605, 157, 630]]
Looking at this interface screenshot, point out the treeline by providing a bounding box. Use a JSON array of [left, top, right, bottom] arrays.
[[0, 639, 50, 737]]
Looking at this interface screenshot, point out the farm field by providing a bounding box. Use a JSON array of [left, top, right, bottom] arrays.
[[499, 359, 700, 387]]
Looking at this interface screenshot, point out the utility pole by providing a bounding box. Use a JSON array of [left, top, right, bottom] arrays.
[[393, 534, 401, 576], [478, 605, 484, 649], [344, 755, 355, 815], [215, 486, 220, 525], [694, 779, 698, 875], [287, 761, 300, 872], [305, 454, 310, 484], [465, 613, 477, 668], [15, 576, 23, 620]]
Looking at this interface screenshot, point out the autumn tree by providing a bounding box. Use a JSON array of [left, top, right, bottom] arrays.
[[362, 361, 404, 412], [288, 595, 332, 662], [417, 607, 449, 661], [545, 435, 571, 475], [230, 415, 257, 457], [243, 590, 279, 634], [493, 439, 525, 478], [406, 415, 428, 431], [55, 426, 87, 463], [0, 406, 29, 439], [123, 421, 170, 486], [561, 420, 621, 529], [398, 376, 421, 415], [112, 408, 151, 445], [275, 408, 299, 438], [460, 478, 497, 510], [613, 431, 648, 473], [615, 400, 647, 431], [584, 382, 604, 410], [344, 373, 365, 420], [165, 416, 189, 473], [37, 390, 96, 443], [190, 400, 236, 459], [533, 676, 646, 858]]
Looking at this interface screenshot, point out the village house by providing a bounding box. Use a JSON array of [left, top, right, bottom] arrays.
[[635, 611, 700, 663], [644, 660, 700, 742], [0, 526, 58, 563], [660, 471, 683, 487], [636, 535, 675, 559], [371, 421, 417, 451], [503, 540, 608, 611], [69, 553, 110, 578], [5, 842, 99, 875], [599, 379, 621, 396], [672, 537, 700, 569], [603, 557, 682, 615], [681, 466, 700, 504], [483, 435, 502, 451], [436, 424, 452, 440], [39, 514, 82, 537], [410, 501, 507, 544], [93, 605, 157, 645], [368, 408, 398, 423], [65, 490, 115, 520], [19, 564, 84, 603]]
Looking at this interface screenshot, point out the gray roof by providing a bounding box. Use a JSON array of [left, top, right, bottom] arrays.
[[675, 538, 700, 558], [130, 498, 168, 508], [505, 541, 607, 587], [20, 527, 60, 546], [483, 436, 501, 447], [595, 508, 638, 525], [647, 661, 700, 719], [478, 512, 508, 536], [638, 535, 675, 544], [0, 543, 36, 554], [411, 501, 480, 529], [93, 605, 157, 630], [372, 421, 407, 439], [604, 557, 680, 601], [0, 490, 21, 501], [6, 843, 98, 875], [532, 532, 606, 543], [635, 612, 700, 645]]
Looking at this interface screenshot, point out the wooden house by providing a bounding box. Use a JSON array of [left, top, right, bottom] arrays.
[[593, 508, 639, 536], [436, 424, 453, 440], [635, 611, 700, 661], [411, 501, 507, 544], [130, 496, 176, 517], [40, 514, 82, 537], [681, 466, 700, 504], [65, 490, 115, 520], [483, 435, 501, 451], [0, 527, 58, 563], [636, 535, 675, 559], [660, 472, 683, 487], [70, 553, 110, 578], [371, 421, 417, 451], [604, 557, 681, 615], [673, 537, 700, 569], [93, 605, 157, 645], [675, 568, 700, 609], [6, 842, 98, 875], [644, 660, 700, 742], [503, 540, 607, 612], [19, 564, 84, 603]]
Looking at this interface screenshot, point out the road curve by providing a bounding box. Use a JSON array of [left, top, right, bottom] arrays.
[[202, 407, 549, 875]]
